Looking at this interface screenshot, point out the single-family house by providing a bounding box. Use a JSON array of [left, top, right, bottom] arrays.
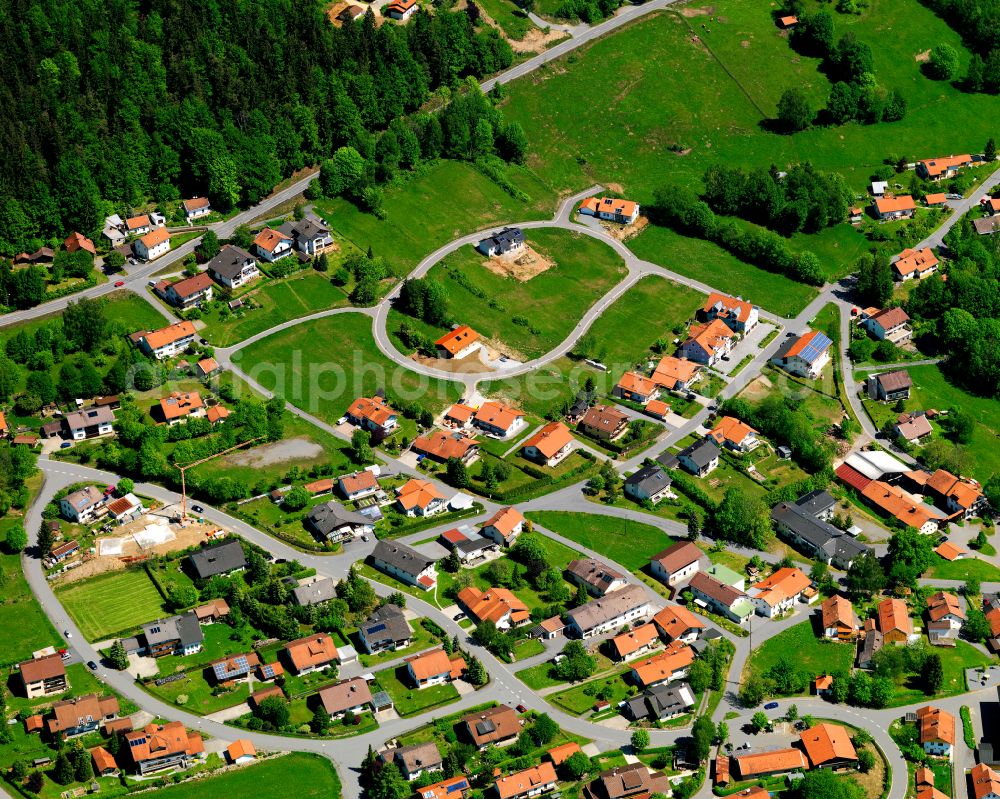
[[210, 651, 260, 684], [579, 404, 629, 441], [18, 654, 68, 698], [370, 539, 437, 590], [771, 330, 832, 379], [893, 248, 939, 281], [983, 196, 1000, 216], [473, 402, 526, 438], [183, 197, 211, 222], [419, 776, 471, 799], [651, 604, 704, 643], [494, 762, 558, 799], [439, 526, 498, 564], [413, 430, 480, 464], [521, 422, 575, 467], [477, 227, 525, 257], [732, 749, 807, 781], [917, 706, 955, 758], [159, 391, 205, 425], [47, 695, 120, 738], [319, 678, 373, 720], [63, 231, 96, 256], [583, 764, 672, 799], [579, 196, 640, 224], [971, 764, 1000, 799], [457, 586, 530, 630], [160, 272, 213, 309], [291, 577, 338, 607], [253, 228, 294, 262], [608, 623, 660, 661], [649, 541, 710, 588], [194, 599, 230, 624], [677, 438, 720, 477], [700, 292, 759, 334], [106, 493, 145, 525], [279, 218, 334, 256], [358, 604, 412, 654], [346, 395, 398, 437], [925, 469, 988, 519], [895, 413, 933, 444], [406, 648, 463, 688], [566, 558, 627, 597], [128, 613, 204, 657], [565, 585, 651, 639], [877, 597, 913, 644], [820, 595, 860, 641], [677, 319, 735, 366], [615, 372, 660, 404], [481, 506, 525, 546], [925, 193, 948, 207], [864, 307, 912, 342], [445, 403, 477, 428], [124, 722, 204, 775], [688, 572, 754, 623], [395, 478, 447, 518], [624, 681, 696, 722], [188, 540, 246, 580], [305, 502, 375, 542], [462, 705, 520, 749], [747, 567, 812, 618], [138, 320, 197, 359], [624, 464, 673, 505], [135, 227, 171, 261], [226, 740, 256, 766], [59, 485, 106, 523], [207, 245, 260, 290], [873, 195, 916, 220], [382, 742, 443, 782], [708, 416, 760, 453], [917, 155, 972, 181], [867, 370, 912, 402], [92, 747, 118, 776], [926, 591, 964, 646], [285, 633, 340, 674], [436, 326, 482, 359], [64, 406, 114, 440], [384, 0, 419, 20], [125, 214, 152, 236], [651, 356, 701, 391], [799, 723, 857, 769]]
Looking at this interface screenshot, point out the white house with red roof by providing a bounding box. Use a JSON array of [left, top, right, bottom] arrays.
[[481, 506, 525, 546], [346, 396, 398, 436], [700, 292, 759, 334], [579, 196, 640, 224], [771, 329, 832, 379], [135, 227, 172, 261], [253, 228, 294, 262], [183, 197, 212, 222]]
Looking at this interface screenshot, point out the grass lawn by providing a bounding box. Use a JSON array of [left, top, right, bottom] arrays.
[[0, 290, 168, 343], [199, 271, 353, 346], [745, 619, 856, 693], [629, 226, 819, 318], [525, 511, 674, 571], [406, 227, 627, 360], [151, 754, 341, 799], [925, 555, 1000, 582], [501, 0, 1000, 277], [480, 356, 605, 418], [478, 0, 533, 39], [512, 637, 546, 660], [56, 568, 167, 641], [887, 640, 988, 707], [549, 669, 632, 715], [572, 275, 703, 369], [143, 669, 252, 715], [314, 160, 555, 275], [236, 312, 463, 419], [516, 660, 569, 691], [372, 665, 461, 717], [0, 544, 62, 667]]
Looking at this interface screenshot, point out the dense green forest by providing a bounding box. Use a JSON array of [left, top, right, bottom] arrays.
[[0, 0, 513, 254]]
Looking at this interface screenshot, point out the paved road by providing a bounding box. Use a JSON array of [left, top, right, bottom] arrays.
[[916, 163, 1000, 252]]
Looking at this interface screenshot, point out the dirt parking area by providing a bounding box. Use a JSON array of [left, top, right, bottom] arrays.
[[226, 436, 323, 468], [482, 245, 555, 281], [509, 28, 569, 54]]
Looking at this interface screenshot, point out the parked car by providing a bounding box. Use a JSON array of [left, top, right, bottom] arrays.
[[191, 504, 204, 513], [64, 630, 72, 638], [87, 661, 98, 671], [453, 612, 466, 621], [59, 442, 72, 449], [114, 280, 125, 287], [516, 704, 527, 713], [764, 701, 779, 710], [947, 193, 963, 200]]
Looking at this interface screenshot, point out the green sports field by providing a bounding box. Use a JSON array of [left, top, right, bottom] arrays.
[[57, 569, 168, 641], [153, 754, 341, 799]]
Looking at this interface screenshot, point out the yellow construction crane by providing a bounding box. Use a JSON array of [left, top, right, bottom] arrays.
[[174, 436, 264, 520]]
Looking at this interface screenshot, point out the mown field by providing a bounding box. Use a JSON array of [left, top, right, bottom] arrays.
[[237, 312, 464, 419], [525, 510, 673, 571], [153, 754, 341, 799], [57, 569, 167, 641]]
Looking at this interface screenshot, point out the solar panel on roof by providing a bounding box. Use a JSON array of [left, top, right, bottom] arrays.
[[446, 781, 468, 793], [367, 623, 387, 634]]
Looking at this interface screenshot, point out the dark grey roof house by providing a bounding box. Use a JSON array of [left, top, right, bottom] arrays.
[[477, 227, 525, 256], [565, 558, 627, 597], [306, 502, 375, 541], [188, 540, 247, 580], [677, 439, 720, 476], [292, 577, 338, 606], [624, 681, 696, 721], [206, 245, 259, 289], [359, 604, 413, 654], [624, 465, 673, 504], [770, 498, 870, 570]]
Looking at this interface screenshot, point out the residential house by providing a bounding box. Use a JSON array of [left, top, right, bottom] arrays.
[[857, 620, 884, 669], [188, 540, 246, 580], [203, 404, 227, 426], [445, 403, 477, 429], [226, 740, 256, 766], [473, 402, 526, 438], [439, 526, 499, 564], [893, 248, 939, 281], [125, 722, 204, 775], [207, 245, 260, 290], [975, 216, 1000, 235], [159, 391, 205, 425], [925, 193, 948, 207], [521, 422, 575, 467], [983, 196, 1000, 216], [385, 0, 419, 20], [279, 217, 334, 256], [494, 762, 558, 799], [436, 326, 482, 359], [47, 695, 120, 738], [771, 330, 832, 379], [861, 480, 942, 535], [547, 743, 582, 767], [193, 599, 230, 625], [346, 395, 398, 437], [158, 272, 213, 309], [285, 633, 339, 675], [59, 485, 106, 523], [92, 747, 118, 776], [210, 652, 260, 684], [253, 228, 294, 262], [623, 681, 696, 722], [917, 706, 955, 758], [651, 356, 701, 391], [106, 493, 145, 525], [608, 623, 660, 661], [864, 307, 912, 342], [565, 585, 652, 639], [370, 539, 437, 590], [137, 320, 198, 360], [413, 430, 480, 464], [925, 469, 988, 520], [651, 604, 704, 644], [566, 558, 627, 597], [419, 776, 471, 799], [820, 595, 860, 641], [815, 675, 834, 698], [644, 399, 671, 421], [196, 357, 219, 377], [481, 506, 525, 547], [649, 541, 710, 588], [615, 371, 659, 404], [457, 586, 530, 630], [732, 749, 807, 781], [917, 154, 972, 181], [708, 416, 760, 453], [873, 195, 916, 220], [358, 604, 412, 654], [579, 196, 641, 224], [134, 227, 171, 262], [747, 567, 812, 618], [677, 319, 735, 366], [771, 496, 871, 570], [700, 292, 759, 334], [895, 413, 933, 445], [249, 685, 285, 710], [926, 591, 964, 646], [125, 214, 152, 235], [688, 572, 754, 623], [183, 197, 211, 221], [128, 613, 204, 657], [50, 540, 80, 563], [579, 404, 629, 441], [337, 469, 380, 501], [935, 541, 967, 562], [677, 439, 720, 477], [799, 723, 857, 769], [63, 231, 96, 256], [395, 478, 447, 518], [972, 764, 1000, 799], [582, 763, 672, 799], [18, 654, 68, 698], [382, 742, 443, 782], [292, 577, 338, 607], [319, 678, 373, 720], [305, 502, 375, 542], [877, 597, 913, 644], [64, 407, 114, 440], [462, 705, 520, 750], [406, 648, 464, 688], [477, 227, 525, 257], [623, 465, 673, 505], [867, 370, 912, 402]]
